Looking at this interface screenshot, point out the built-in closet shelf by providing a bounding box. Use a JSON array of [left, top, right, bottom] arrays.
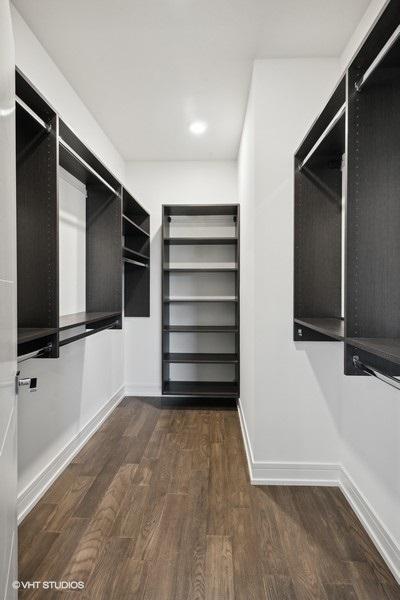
[[163, 266, 237, 273], [163, 381, 239, 397], [165, 237, 237, 246], [163, 325, 238, 333], [163, 353, 238, 364], [18, 327, 58, 345], [123, 257, 148, 268], [347, 338, 400, 366], [59, 311, 121, 331], [123, 214, 150, 237], [163, 296, 238, 303], [294, 318, 344, 341], [123, 247, 150, 261]]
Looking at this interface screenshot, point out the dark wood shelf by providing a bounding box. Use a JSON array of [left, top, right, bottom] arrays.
[[18, 327, 58, 345], [294, 318, 344, 341], [163, 381, 239, 397], [124, 257, 148, 268], [163, 325, 237, 333], [347, 338, 400, 366], [163, 353, 238, 364], [123, 246, 149, 261], [59, 311, 121, 331], [123, 214, 150, 238], [165, 237, 237, 246], [163, 266, 237, 272], [164, 296, 238, 303]]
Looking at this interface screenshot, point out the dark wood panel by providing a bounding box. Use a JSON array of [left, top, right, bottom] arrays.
[[163, 325, 238, 332], [59, 312, 121, 331], [163, 381, 239, 397], [86, 185, 122, 319], [294, 163, 342, 320], [163, 353, 238, 364], [165, 237, 237, 245], [294, 318, 344, 341], [19, 398, 400, 599]]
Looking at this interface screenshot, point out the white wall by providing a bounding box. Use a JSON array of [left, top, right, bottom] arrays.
[[124, 161, 238, 395], [239, 57, 342, 471], [12, 6, 125, 516]]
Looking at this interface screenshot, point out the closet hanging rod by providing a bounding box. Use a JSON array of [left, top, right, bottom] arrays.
[[299, 103, 346, 170], [59, 138, 120, 197], [18, 343, 53, 363], [353, 355, 400, 392], [59, 320, 119, 347], [355, 24, 400, 92], [16, 96, 51, 132]]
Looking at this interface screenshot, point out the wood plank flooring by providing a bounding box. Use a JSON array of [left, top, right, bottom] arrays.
[[18, 397, 400, 599]]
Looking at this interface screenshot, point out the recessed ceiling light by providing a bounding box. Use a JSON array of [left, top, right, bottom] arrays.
[[189, 120, 208, 135]]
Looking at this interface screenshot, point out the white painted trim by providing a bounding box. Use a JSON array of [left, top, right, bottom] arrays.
[[340, 468, 400, 586], [17, 386, 125, 523], [125, 384, 162, 397], [237, 398, 400, 584]]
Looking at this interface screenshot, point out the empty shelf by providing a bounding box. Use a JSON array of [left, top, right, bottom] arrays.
[[163, 381, 239, 397], [164, 296, 238, 303], [163, 266, 237, 272], [124, 257, 148, 268], [123, 246, 149, 261], [163, 325, 237, 333], [165, 237, 237, 245], [164, 353, 238, 364], [59, 311, 121, 331], [294, 318, 344, 340], [18, 327, 58, 344], [347, 338, 400, 365], [123, 214, 149, 237]]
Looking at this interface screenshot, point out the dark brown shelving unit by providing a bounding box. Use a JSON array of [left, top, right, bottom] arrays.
[[345, 0, 400, 375], [16, 69, 150, 356], [294, 75, 346, 343], [162, 204, 240, 399], [16, 69, 59, 358], [122, 188, 150, 317], [58, 120, 122, 346]]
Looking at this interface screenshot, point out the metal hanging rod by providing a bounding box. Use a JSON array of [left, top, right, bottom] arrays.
[[353, 355, 400, 392], [299, 103, 346, 170], [59, 320, 119, 347], [59, 138, 120, 197], [355, 24, 400, 92], [16, 96, 51, 132], [18, 343, 53, 363]]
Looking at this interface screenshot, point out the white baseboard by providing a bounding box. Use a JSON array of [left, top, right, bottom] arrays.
[[237, 398, 400, 585], [125, 383, 162, 397], [340, 468, 400, 585], [17, 386, 125, 524]]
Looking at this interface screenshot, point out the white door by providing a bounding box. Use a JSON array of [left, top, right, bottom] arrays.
[[0, 1, 18, 598]]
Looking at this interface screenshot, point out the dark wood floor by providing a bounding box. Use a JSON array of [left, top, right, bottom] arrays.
[[19, 397, 400, 599]]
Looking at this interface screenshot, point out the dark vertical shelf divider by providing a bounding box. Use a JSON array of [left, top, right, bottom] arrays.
[[162, 204, 240, 398], [345, 0, 400, 375], [123, 188, 150, 317], [16, 70, 59, 358]]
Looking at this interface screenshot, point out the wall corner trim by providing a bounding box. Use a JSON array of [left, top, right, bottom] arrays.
[[17, 386, 125, 524], [237, 398, 400, 585]]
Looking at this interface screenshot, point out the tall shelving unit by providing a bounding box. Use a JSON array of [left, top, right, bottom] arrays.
[[15, 69, 151, 358], [162, 205, 240, 398]]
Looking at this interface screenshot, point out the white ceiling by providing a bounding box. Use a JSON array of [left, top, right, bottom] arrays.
[[13, 0, 370, 160]]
